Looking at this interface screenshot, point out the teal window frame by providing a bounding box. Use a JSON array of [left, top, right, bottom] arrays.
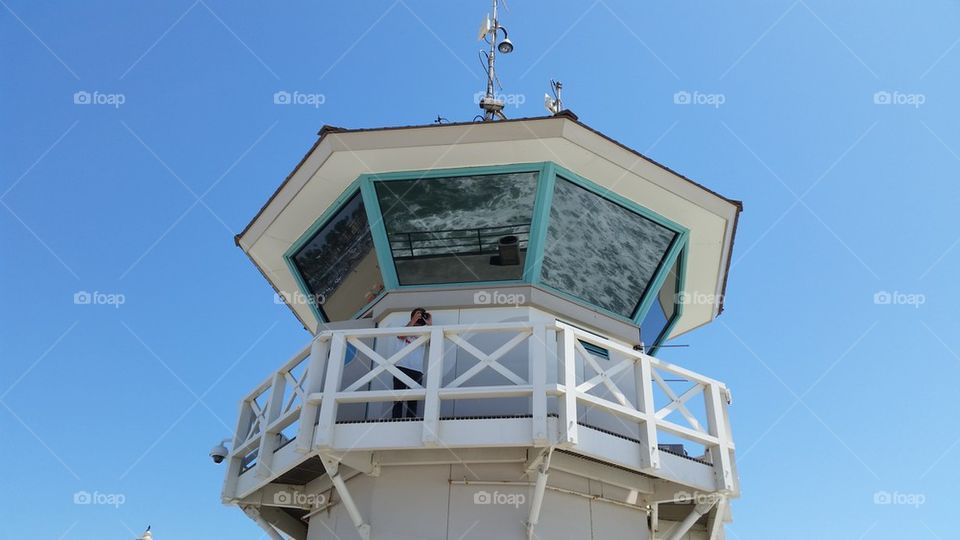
[[283, 162, 689, 350], [645, 247, 687, 355]]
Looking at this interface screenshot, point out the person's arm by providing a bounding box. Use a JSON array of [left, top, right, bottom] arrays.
[[398, 311, 429, 341]]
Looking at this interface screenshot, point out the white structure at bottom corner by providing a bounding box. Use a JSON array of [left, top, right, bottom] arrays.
[[220, 115, 743, 539]]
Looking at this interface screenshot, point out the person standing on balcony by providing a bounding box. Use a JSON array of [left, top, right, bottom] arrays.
[[392, 307, 431, 419]]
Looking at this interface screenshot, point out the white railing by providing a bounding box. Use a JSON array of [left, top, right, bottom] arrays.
[[222, 320, 736, 499]]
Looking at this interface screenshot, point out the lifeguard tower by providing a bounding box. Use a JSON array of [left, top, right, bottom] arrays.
[[218, 5, 742, 539]]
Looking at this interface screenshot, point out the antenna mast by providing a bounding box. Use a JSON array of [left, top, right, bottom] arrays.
[[478, 0, 513, 121], [545, 80, 564, 115]]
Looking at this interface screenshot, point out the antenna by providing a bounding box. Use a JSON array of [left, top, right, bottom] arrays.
[[544, 80, 563, 115], [477, 0, 514, 121]]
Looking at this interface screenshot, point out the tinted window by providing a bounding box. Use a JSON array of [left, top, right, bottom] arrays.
[[291, 193, 383, 321], [540, 178, 676, 317], [375, 172, 538, 285]]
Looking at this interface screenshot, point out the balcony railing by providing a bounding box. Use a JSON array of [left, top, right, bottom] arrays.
[[387, 223, 530, 259], [222, 320, 736, 500]]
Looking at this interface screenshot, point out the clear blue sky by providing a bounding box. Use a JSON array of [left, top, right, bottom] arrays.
[[2, 1, 958, 538]]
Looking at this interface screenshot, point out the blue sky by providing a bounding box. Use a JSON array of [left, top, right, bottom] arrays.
[[2, 1, 959, 538]]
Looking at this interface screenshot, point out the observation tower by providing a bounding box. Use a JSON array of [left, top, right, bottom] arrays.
[[217, 4, 742, 539]]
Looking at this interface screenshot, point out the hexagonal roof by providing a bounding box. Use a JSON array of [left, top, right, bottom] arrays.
[[236, 114, 741, 339]]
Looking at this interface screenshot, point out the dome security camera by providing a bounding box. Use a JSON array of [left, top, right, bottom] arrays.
[[210, 439, 230, 464]]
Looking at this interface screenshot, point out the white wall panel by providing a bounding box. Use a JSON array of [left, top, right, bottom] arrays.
[[303, 460, 668, 540], [368, 465, 450, 540], [590, 497, 651, 540]]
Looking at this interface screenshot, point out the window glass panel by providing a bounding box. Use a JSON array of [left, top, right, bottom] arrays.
[[641, 253, 680, 349], [375, 172, 538, 285], [291, 193, 383, 321], [540, 177, 676, 317]]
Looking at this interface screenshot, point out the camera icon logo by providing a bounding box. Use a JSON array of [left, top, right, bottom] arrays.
[[873, 291, 892, 305], [73, 491, 92, 504], [673, 91, 691, 105], [873, 91, 892, 105], [473, 490, 492, 505], [473, 291, 492, 305], [274, 490, 292, 505], [274, 91, 292, 105], [873, 490, 891, 505], [74, 291, 92, 305], [73, 91, 91, 105]]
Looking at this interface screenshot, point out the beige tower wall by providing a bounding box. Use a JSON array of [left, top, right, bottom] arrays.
[[304, 462, 711, 540]]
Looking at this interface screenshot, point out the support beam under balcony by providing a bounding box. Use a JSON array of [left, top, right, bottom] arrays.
[[241, 506, 284, 540], [258, 506, 309, 540], [525, 447, 553, 540], [321, 455, 371, 540]]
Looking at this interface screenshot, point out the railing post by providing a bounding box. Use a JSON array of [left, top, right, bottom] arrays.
[[221, 399, 255, 501], [705, 383, 734, 492], [721, 388, 738, 498], [421, 327, 445, 445], [296, 334, 331, 453], [558, 326, 579, 446], [530, 324, 548, 445], [255, 371, 287, 478], [636, 355, 660, 471], [315, 332, 347, 450]]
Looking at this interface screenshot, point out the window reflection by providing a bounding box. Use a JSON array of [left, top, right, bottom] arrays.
[[540, 178, 676, 317], [375, 172, 539, 285], [291, 193, 383, 321]]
